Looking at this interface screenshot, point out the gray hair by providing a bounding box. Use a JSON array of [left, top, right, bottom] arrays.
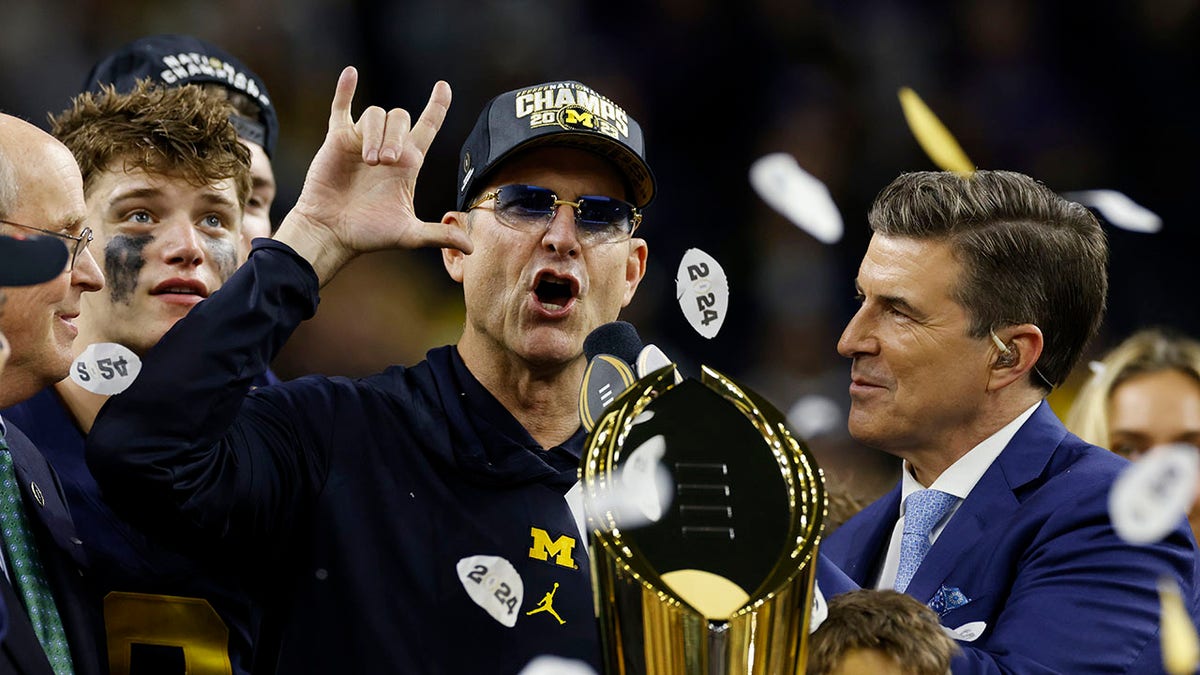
[[868, 170, 1108, 390]]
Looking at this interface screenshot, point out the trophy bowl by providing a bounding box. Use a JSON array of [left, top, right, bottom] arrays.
[[582, 365, 827, 675]]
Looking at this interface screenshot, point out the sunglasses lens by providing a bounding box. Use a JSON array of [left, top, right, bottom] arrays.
[[490, 185, 636, 242], [577, 197, 633, 236], [496, 186, 556, 224]]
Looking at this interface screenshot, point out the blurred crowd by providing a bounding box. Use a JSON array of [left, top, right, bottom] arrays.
[[3, 0, 1196, 505]]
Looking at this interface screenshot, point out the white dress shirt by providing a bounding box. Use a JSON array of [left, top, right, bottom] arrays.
[[874, 402, 1041, 590]]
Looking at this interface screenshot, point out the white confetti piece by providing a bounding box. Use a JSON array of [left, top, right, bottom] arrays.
[[1063, 190, 1162, 233], [786, 395, 842, 439], [70, 342, 142, 395], [585, 435, 674, 531], [518, 655, 598, 675], [749, 152, 844, 244], [1108, 443, 1200, 545], [456, 555, 524, 627], [675, 248, 729, 339], [943, 621, 988, 643], [808, 582, 828, 634]]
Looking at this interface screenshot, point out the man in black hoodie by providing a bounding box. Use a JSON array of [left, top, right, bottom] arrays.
[[88, 69, 653, 674]]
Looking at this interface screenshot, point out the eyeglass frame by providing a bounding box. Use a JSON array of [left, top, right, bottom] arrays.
[[466, 184, 643, 244], [0, 219, 93, 271]]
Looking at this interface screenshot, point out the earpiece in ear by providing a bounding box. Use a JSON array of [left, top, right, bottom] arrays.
[[991, 330, 1016, 368]]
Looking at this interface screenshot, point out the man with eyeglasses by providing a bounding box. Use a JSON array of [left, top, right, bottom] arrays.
[[2, 81, 263, 675], [815, 170, 1200, 672], [0, 112, 106, 675], [87, 71, 649, 673]]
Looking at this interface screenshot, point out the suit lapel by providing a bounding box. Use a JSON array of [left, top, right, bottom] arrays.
[[824, 485, 901, 587], [903, 463, 1018, 602], [2, 422, 87, 569], [2, 424, 88, 571], [1, 422, 103, 675], [0, 574, 57, 674], [905, 401, 1066, 602]]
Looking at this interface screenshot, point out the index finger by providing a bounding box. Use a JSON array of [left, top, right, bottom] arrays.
[[408, 80, 452, 157], [328, 66, 360, 130]]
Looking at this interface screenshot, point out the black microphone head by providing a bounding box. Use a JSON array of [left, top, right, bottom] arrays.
[[584, 321, 644, 364]]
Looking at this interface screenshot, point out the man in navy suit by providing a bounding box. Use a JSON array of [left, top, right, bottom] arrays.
[[0, 220, 75, 660], [821, 169, 1199, 672], [0, 113, 106, 674]]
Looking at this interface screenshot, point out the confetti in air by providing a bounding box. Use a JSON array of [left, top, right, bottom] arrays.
[[1108, 443, 1200, 545], [898, 87, 975, 176], [749, 152, 844, 244], [584, 435, 674, 531], [787, 395, 842, 439], [70, 342, 142, 395], [1159, 576, 1200, 675], [517, 656, 598, 675], [675, 248, 729, 339], [1062, 190, 1163, 234]]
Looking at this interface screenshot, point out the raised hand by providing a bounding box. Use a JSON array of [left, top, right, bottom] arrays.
[[275, 66, 474, 285]]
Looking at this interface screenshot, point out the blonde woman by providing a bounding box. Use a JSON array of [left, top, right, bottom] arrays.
[[1066, 327, 1200, 540]]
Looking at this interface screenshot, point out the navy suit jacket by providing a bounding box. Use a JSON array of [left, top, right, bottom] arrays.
[[0, 422, 104, 675], [821, 402, 1200, 674]]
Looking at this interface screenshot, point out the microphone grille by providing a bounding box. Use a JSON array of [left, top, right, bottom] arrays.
[[584, 321, 644, 364]]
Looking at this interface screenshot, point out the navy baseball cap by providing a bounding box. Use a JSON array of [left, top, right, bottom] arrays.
[[457, 80, 655, 210], [0, 234, 69, 286], [82, 34, 278, 158]]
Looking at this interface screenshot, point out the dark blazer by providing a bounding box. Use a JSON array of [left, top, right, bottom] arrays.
[[0, 422, 104, 675], [821, 402, 1200, 673]]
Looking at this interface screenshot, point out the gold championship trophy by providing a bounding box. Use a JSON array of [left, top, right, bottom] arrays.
[[580, 362, 827, 674]]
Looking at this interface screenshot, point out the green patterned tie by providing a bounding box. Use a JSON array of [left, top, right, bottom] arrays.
[[0, 436, 75, 674]]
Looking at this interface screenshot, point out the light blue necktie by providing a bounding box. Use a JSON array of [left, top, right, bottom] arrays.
[[0, 436, 75, 674], [894, 488, 958, 593]]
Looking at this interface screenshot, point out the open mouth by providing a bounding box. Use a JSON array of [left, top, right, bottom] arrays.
[[533, 271, 579, 311], [150, 278, 209, 299]]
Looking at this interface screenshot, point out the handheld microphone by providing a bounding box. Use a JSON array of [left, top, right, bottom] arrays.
[[584, 320, 643, 365], [580, 322, 642, 432], [580, 322, 682, 431]]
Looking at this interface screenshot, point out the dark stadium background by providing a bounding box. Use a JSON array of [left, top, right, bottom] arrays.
[[3, 0, 1195, 501]]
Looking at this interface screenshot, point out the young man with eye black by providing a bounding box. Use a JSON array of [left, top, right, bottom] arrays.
[[81, 33, 281, 263], [85, 71, 653, 674], [2, 81, 260, 675]]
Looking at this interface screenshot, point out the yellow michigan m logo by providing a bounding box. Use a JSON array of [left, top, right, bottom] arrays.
[[558, 107, 595, 130], [528, 527, 577, 568]]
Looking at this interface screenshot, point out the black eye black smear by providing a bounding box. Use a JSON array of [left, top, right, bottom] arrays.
[[209, 237, 237, 282], [105, 234, 153, 304]]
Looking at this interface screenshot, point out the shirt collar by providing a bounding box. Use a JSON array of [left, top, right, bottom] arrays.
[[448, 346, 585, 462], [900, 400, 1042, 510]]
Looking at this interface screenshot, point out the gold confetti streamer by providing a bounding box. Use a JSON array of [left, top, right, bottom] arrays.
[[898, 87, 975, 176], [1159, 576, 1200, 675]]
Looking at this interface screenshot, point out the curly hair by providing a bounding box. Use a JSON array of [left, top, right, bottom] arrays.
[[48, 78, 251, 207], [808, 589, 959, 675]]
